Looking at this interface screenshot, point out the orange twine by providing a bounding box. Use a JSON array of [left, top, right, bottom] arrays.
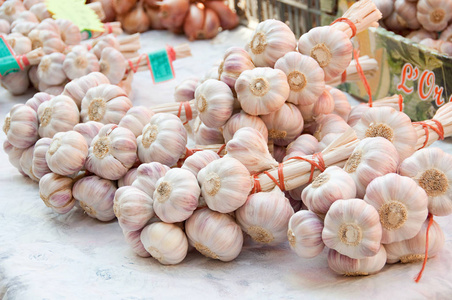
[[353, 49, 373, 107], [251, 174, 262, 194], [216, 144, 226, 156], [127, 53, 146, 73], [104, 23, 113, 34], [166, 45, 176, 62], [413, 119, 445, 149], [341, 70, 347, 84], [398, 94, 404, 112], [415, 213, 434, 283], [331, 17, 357, 38], [177, 101, 193, 125]]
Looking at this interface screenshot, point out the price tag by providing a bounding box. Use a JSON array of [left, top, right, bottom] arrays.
[[45, 0, 104, 32], [147, 49, 175, 83], [0, 36, 20, 77]]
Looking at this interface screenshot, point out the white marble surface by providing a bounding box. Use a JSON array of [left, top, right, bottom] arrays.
[[1, 27, 452, 299]]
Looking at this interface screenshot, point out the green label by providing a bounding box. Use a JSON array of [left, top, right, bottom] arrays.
[[148, 49, 175, 83], [0, 37, 20, 77]]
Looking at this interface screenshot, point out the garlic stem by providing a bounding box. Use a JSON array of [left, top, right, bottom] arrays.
[[326, 56, 378, 87], [150, 100, 197, 124], [414, 102, 452, 149]]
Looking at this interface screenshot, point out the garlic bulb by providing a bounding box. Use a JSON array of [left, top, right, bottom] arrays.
[[399, 148, 452, 217], [197, 157, 252, 213], [3, 140, 26, 175], [317, 133, 344, 152], [118, 168, 138, 188], [29, 3, 51, 22], [37, 53, 67, 86], [1, 70, 30, 95], [137, 113, 187, 166], [174, 77, 199, 102], [373, 0, 394, 19], [329, 86, 351, 122], [417, 0, 452, 32], [193, 117, 224, 145], [288, 210, 325, 259], [118, 106, 154, 137], [218, 47, 255, 90], [195, 79, 234, 128], [37, 95, 80, 138], [286, 134, 319, 157], [222, 110, 268, 143], [0, 0, 25, 23], [5, 32, 32, 55], [185, 208, 243, 262], [63, 46, 100, 80], [273, 145, 286, 163], [46, 131, 88, 176], [246, 19, 296, 68], [327, 246, 387, 276], [123, 228, 151, 258], [344, 137, 399, 198], [3, 104, 39, 149], [80, 84, 132, 124], [25, 92, 52, 112], [72, 175, 117, 221], [274, 51, 325, 106], [73, 121, 104, 147], [85, 124, 137, 181], [38, 80, 66, 96], [226, 127, 278, 174], [364, 173, 428, 244], [181, 150, 220, 177], [31, 137, 52, 179], [312, 90, 335, 118], [236, 186, 294, 245], [314, 114, 351, 141], [114, 186, 154, 231], [28, 29, 65, 54], [39, 172, 76, 214], [62, 72, 110, 109], [55, 19, 81, 45], [36, 18, 60, 34], [385, 218, 445, 264], [24, 0, 44, 10], [439, 24, 452, 42], [302, 166, 356, 216], [28, 66, 39, 90], [19, 145, 39, 181], [260, 103, 304, 146], [99, 47, 126, 84], [353, 107, 417, 161], [140, 222, 188, 265], [408, 29, 438, 43], [132, 162, 170, 196], [394, 0, 420, 29], [323, 199, 382, 259], [90, 35, 120, 59], [0, 19, 10, 34], [235, 67, 289, 116]]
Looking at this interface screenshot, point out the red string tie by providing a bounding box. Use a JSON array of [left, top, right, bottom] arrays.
[[166, 45, 176, 62], [341, 70, 347, 84], [415, 213, 434, 283], [251, 174, 262, 194], [216, 144, 226, 156], [398, 94, 404, 112], [413, 119, 445, 149], [331, 17, 357, 38], [353, 49, 373, 107], [177, 101, 193, 125]]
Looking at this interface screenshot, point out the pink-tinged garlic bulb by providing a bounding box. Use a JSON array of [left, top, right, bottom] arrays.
[[118, 168, 138, 188], [195, 79, 234, 128], [118, 106, 154, 137], [302, 166, 357, 216], [373, 0, 394, 19], [28, 29, 65, 54], [39, 172, 77, 214], [273, 145, 286, 163], [274, 52, 325, 106], [114, 186, 154, 231], [29, 3, 51, 22], [181, 150, 220, 177], [399, 148, 452, 216], [186, 208, 243, 261], [439, 24, 452, 42], [317, 133, 344, 152], [72, 175, 117, 221], [219, 47, 255, 90], [364, 173, 428, 244], [328, 246, 387, 276], [314, 114, 351, 141], [286, 134, 318, 157], [19, 145, 39, 181], [137, 113, 187, 166], [37, 95, 80, 138], [3, 140, 26, 175], [140, 222, 188, 265], [236, 186, 294, 245], [0, 19, 10, 34], [174, 77, 199, 102], [25, 92, 52, 112], [37, 53, 67, 86], [347, 104, 369, 127], [417, 0, 452, 32], [226, 127, 278, 174], [90, 34, 121, 59], [5, 32, 32, 55], [28, 66, 39, 90], [35, 18, 60, 34], [3, 104, 39, 149], [246, 19, 296, 68], [63, 46, 100, 80], [235, 67, 289, 116], [132, 162, 170, 196], [193, 117, 224, 145], [407, 29, 438, 43], [85, 125, 137, 180], [24, 0, 44, 10], [10, 18, 37, 36], [344, 137, 399, 198], [81, 84, 132, 124], [153, 168, 200, 223], [99, 47, 126, 84], [261, 103, 304, 146], [222, 110, 268, 143], [323, 199, 382, 259], [62, 72, 110, 109], [38, 80, 66, 96], [55, 19, 81, 45], [197, 157, 252, 213], [1, 70, 30, 96], [394, 0, 420, 29], [46, 131, 88, 176], [329, 86, 351, 122], [0, 0, 25, 23], [385, 218, 445, 264], [31, 137, 52, 179], [73, 121, 104, 147], [288, 210, 325, 259], [123, 228, 151, 257], [312, 90, 335, 118]]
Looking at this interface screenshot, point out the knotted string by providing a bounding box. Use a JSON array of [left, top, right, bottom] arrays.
[[413, 119, 445, 149], [353, 49, 373, 107], [177, 101, 193, 125], [415, 214, 434, 283], [331, 17, 357, 38]]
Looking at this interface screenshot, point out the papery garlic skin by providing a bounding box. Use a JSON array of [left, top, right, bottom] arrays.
[[62, 72, 111, 109], [29, 3, 52, 21], [0, 0, 25, 23], [37, 95, 80, 138], [181, 150, 220, 177], [6, 32, 32, 55], [174, 77, 199, 102], [114, 186, 154, 231], [236, 187, 294, 245], [327, 246, 387, 276], [246, 19, 296, 68], [3, 104, 39, 149], [417, 0, 452, 32], [99, 47, 126, 84], [137, 113, 187, 166], [28, 29, 64, 54], [1, 70, 30, 96], [72, 175, 117, 221], [197, 157, 252, 213], [314, 114, 351, 141], [73, 121, 104, 147], [219, 47, 255, 90], [385, 218, 445, 264], [118, 106, 155, 137], [31, 137, 52, 179], [123, 227, 151, 257], [25, 92, 52, 113], [399, 148, 452, 217], [329, 86, 351, 122], [56, 19, 81, 45], [132, 162, 170, 197], [118, 168, 138, 188], [261, 103, 304, 146], [140, 222, 188, 265], [37, 53, 67, 86], [193, 117, 224, 145], [85, 125, 137, 181], [63, 46, 100, 80], [322, 199, 382, 259], [288, 210, 325, 259], [286, 134, 318, 157], [153, 168, 200, 223], [46, 131, 88, 176], [3, 140, 26, 175], [222, 110, 268, 143], [186, 208, 243, 262], [364, 173, 428, 244], [19, 145, 39, 181], [39, 172, 76, 214]]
